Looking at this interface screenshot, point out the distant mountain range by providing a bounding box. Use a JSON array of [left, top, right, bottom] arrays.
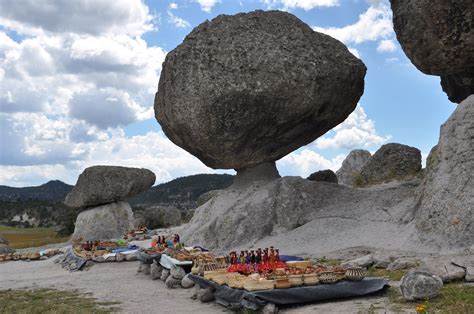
[[0, 174, 234, 233]]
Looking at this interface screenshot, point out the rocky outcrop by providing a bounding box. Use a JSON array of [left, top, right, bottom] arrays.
[[400, 271, 443, 301], [135, 206, 182, 229], [72, 201, 135, 241], [155, 10, 366, 171], [415, 95, 474, 248], [390, 0, 474, 103], [0, 235, 15, 254], [336, 149, 371, 186], [307, 170, 338, 183], [357, 143, 421, 186], [182, 176, 427, 254], [65, 166, 155, 208]]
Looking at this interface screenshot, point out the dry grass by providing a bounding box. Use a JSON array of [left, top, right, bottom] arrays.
[[0, 225, 70, 249], [367, 267, 408, 281], [0, 288, 120, 313]]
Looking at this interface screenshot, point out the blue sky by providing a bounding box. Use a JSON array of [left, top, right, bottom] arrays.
[[0, 0, 455, 186]]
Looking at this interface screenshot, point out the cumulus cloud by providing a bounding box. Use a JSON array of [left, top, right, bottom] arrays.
[[277, 150, 345, 177], [262, 0, 339, 10], [167, 11, 191, 28], [314, 105, 391, 150], [196, 0, 221, 12], [169, 2, 178, 9], [0, 0, 154, 36], [376, 39, 397, 53], [313, 1, 393, 45]]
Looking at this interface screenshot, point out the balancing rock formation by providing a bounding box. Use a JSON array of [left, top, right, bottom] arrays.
[[391, 0, 474, 103], [336, 149, 371, 186], [66, 166, 155, 241], [155, 10, 366, 179], [307, 170, 338, 183]]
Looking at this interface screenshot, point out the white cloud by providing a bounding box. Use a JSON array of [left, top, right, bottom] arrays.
[[377, 39, 397, 53], [262, 0, 339, 10], [314, 105, 391, 150], [0, 0, 154, 36], [277, 150, 345, 177], [313, 2, 393, 45], [169, 2, 178, 9], [196, 0, 221, 12], [167, 11, 191, 28]]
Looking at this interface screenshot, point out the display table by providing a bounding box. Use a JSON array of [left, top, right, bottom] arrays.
[[159, 254, 193, 269], [189, 274, 389, 310]]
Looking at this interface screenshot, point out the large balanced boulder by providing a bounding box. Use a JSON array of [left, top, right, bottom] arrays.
[[65, 166, 155, 208], [72, 201, 135, 241], [307, 169, 338, 183], [155, 10, 366, 172], [415, 95, 474, 248], [400, 271, 443, 301], [336, 149, 371, 186], [390, 0, 474, 103], [357, 143, 421, 186]]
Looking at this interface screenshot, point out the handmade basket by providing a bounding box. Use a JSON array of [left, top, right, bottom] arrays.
[[286, 260, 313, 269], [303, 274, 320, 285], [319, 271, 338, 284], [288, 275, 304, 287], [244, 279, 275, 292], [275, 278, 292, 289], [227, 277, 246, 289], [345, 267, 367, 281], [204, 269, 227, 280]]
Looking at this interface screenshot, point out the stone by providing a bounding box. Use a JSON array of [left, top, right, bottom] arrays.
[[358, 143, 421, 186], [138, 206, 182, 229], [466, 267, 474, 282], [197, 287, 215, 303], [165, 275, 182, 289], [171, 266, 186, 279], [92, 256, 105, 263], [415, 96, 474, 249], [161, 269, 170, 281], [150, 263, 163, 280], [0, 243, 15, 254], [155, 10, 366, 171], [341, 254, 373, 268], [183, 175, 425, 253], [262, 303, 278, 314], [400, 271, 443, 301], [137, 262, 143, 273], [419, 256, 467, 282], [142, 263, 151, 275], [387, 258, 418, 271], [39, 256, 48, 260], [72, 201, 135, 241], [191, 285, 200, 300], [181, 274, 195, 288], [125, 254, 137, 262], [307, 169, 338, 183], [336, 149, 371, 186], [390, 0, 474, 103], [196, 190, 220, 207], [65, 165, 155, 208], [116, 253, 125, 262]]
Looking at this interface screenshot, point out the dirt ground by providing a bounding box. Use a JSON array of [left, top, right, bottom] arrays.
[[0, 252, 409, 314]]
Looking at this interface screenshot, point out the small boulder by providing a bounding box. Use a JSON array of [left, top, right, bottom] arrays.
[[150, 263, 163, 280], [65, 165, 155, 208], [161, 269, 170, 281], [307, 170, 338, 183], [165, 275, 182, 289], [336, 149, 371, 186], [92, 256, 105, 263], [181, 274, 195, 288], [400, 271, 443, 301], [125, 254, 137, 262], [341, 254, 373, 268], [197, 287, 215, 303], [419, 256, 466, 282], [387, 258, 418, 271], [357, 143, 421, 186], [116, 253, 125, 262], [142, 264, 151, 275], [465, 267, 474, 282], [171, 266, 186, 280]]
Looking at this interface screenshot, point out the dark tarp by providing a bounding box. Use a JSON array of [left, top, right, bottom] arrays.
[[136, 251, 162, 264], [189, 274, 389, 310]]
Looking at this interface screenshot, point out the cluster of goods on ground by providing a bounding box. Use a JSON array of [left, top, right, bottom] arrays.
[[0, 248, 61, 262]]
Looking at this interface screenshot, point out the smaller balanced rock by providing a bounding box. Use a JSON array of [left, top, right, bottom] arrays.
[[307, 170, 338, 183], [336, 149, 371, 186], [65, 165, 155, 241]]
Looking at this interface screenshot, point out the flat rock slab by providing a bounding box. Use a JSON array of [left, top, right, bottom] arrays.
[[65, 165, 155, 208]]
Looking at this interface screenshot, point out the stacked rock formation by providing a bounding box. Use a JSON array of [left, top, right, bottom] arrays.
[[336, 149, 371, 186], [155, 10, 366, 185], [65, 166, 155, 241], [356, 143, 421, 186], [307, 170, 338, 183], [391, 0, 473, 103]]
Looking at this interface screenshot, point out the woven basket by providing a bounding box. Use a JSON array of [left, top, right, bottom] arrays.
[[275, 278, 292, 289], [345, 267, 367, 281], [244, 279, 275, 291], [319, 271, 338, 284], [286, 260, 313, 269], [303, 274, 320, 285], [288, 275, 304, 287]]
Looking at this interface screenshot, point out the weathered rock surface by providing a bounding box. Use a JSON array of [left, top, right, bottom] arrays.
[[391, 0, 474, 103], [171, 266, 186, 279], [72, 201, 135, 241], [400, 271, 443, 301], [155, 10, 366, 170], [307, 169, 338, 183], [136, 206, 182, 229], [0, 235, 9, 245], [418, 254, 473, 282], [341, 254, 373, 268], [358, 143, 421, 186], [161, 269, 170, 281], [150, 263, 162, 280], [181, 274, 195, 288], [336, 149, 371, 186], [65, 165, 155, 208], [0, 243, 15, 254], [165, 275, 182, 289], [416, 96, 474, 249], [182, 176, 428, 254]]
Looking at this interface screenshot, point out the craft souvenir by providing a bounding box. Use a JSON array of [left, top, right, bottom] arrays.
[[286, 260, 313, 269], [244, 278, 275, 291], [303, 274, 320, 285], [288, 274, 304, 287], [319, 271, 338, 284], [345, 267, 367, 281]]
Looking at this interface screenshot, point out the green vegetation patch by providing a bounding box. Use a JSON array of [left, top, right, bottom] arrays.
[[0, 225, 70, 249], [0, 288, 120, 313], [367, 267, 408, 281]]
